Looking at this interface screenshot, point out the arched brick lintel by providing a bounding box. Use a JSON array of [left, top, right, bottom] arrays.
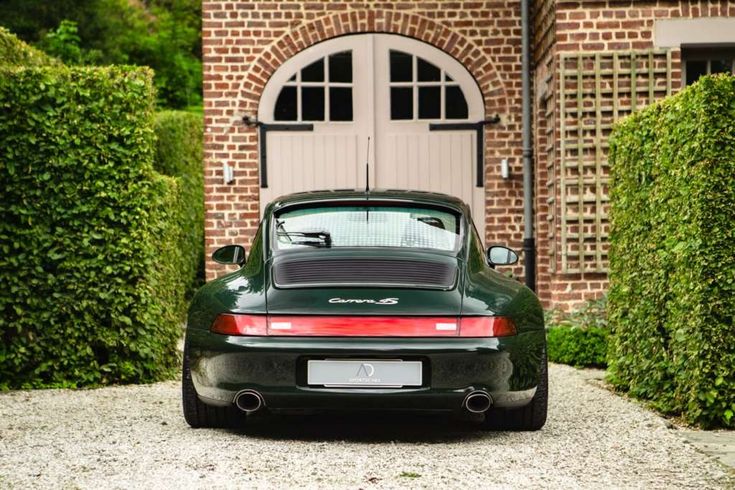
[[235, 10, 509, 118]]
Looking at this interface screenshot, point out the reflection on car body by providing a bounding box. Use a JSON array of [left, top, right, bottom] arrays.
[[183, 189, 547, 431]]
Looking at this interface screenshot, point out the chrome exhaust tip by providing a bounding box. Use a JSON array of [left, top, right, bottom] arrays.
[[464, 391, 492, 414], [234, 389, 264, 413]]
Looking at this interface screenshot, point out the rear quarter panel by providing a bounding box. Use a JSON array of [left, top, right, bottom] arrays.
[[460, 228, 546, 390], [187, 226, 267, 331]]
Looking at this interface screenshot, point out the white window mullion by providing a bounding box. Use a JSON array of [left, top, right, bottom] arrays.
[[412, 55, 418, 121], [324, 55, 331, 122], [365, 34, 376, 188], [441, 77, 446, 121], [296, 70, 302, 122]]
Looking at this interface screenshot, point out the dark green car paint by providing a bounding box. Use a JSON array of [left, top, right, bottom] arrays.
[[186, 189, 545, 412]]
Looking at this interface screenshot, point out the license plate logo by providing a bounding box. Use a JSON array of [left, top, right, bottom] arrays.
[[354, 362, 376, 380], [307, 360, 422, 387]]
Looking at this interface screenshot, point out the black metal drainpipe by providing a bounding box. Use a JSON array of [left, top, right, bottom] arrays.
[[521, 0, 536, 292]]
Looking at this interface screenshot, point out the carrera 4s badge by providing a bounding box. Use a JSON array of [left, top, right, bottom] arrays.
[[328, 297, 399, 305]]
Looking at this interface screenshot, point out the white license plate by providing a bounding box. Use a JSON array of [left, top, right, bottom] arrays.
[[307, 360, 423, 388]]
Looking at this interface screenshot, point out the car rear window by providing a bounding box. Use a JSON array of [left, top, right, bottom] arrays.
[[273, 205, 462, 252]]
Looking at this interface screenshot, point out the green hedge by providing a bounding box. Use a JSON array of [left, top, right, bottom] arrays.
[[0, 27, 59, 67], [546, 297, 608, 368], [0, 65, 183, 388], [607, 74, 735, 428], [547, 326, 608, 368], [153, 111, 204, 296]]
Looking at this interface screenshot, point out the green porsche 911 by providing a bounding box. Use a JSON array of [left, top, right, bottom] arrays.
[[183, 189, 547, 431]]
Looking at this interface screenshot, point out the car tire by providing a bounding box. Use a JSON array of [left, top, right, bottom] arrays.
[[182, 344, 245, 429], [482, 349, 548, 431]]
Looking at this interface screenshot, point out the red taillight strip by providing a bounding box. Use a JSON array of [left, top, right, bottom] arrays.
[[210, 314, 517, 337], [210, 314, 267, 336], [267, 316, 459, 337], [459, 316, 517, 337]]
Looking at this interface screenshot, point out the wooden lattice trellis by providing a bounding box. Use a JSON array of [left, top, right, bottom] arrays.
[[557, 49, 674, 273]]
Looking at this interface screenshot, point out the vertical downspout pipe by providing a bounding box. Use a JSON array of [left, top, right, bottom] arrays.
[[521, 0, 536, 291]]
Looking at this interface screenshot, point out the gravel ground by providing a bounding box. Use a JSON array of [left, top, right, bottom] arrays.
[[0, 364, 732, 489]]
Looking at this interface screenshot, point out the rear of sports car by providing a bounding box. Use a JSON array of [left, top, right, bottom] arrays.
[[183, 196, 547, 431]]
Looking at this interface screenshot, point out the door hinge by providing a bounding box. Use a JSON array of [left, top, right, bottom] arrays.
[[429, 115, 501, 187]]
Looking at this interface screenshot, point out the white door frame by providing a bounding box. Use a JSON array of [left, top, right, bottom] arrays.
[[258, 34, 486, 234]]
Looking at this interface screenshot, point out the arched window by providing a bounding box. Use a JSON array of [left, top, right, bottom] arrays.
[[388, 50, 469, 120], [270, 46, 472, 123], [274, 51, 354, 122]]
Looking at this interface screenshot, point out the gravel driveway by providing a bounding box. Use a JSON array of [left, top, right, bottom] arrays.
[[0, 364, 732, 489]]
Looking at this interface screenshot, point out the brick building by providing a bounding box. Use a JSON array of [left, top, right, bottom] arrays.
[[202, 0, 735, 310]]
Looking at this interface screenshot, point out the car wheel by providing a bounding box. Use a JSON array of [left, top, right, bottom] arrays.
[[482, 349, 548, 431], [182, 343, 245, 429]]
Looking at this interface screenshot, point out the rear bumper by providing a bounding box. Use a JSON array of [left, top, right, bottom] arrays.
[[186, 329, 545, 411]]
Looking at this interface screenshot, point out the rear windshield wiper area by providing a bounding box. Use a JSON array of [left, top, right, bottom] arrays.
[[277, 230, 332, 248]]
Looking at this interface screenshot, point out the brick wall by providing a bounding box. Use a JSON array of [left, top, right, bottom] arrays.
[[556, 0, 735, 54], [532, 0, 557, 306], [540, 0, 734, 310], [202, 0, 529, 282], [203, 0, 735, 312], [533, 0, 556, 63]]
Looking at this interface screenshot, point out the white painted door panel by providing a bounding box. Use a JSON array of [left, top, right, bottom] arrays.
[[263, 133, 360, 202], [258, 36, 372, 210], [372, 34, 486, 239]]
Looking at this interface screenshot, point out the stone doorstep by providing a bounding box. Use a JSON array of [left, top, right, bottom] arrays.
[[679, 431, 735, 472]]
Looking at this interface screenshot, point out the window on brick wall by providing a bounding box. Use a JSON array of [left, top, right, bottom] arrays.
[[683, 48, 735, 86], [274, 50, 354, 122]]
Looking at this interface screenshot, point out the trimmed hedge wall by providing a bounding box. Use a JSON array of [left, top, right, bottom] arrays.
[[153, 111, 204, 296], [608, 75, 735, 428], [0, 65, 182, 388], [0, 27, 59, 67]]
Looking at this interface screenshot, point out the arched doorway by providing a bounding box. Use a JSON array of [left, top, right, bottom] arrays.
[[258, 34, 486, 235]]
